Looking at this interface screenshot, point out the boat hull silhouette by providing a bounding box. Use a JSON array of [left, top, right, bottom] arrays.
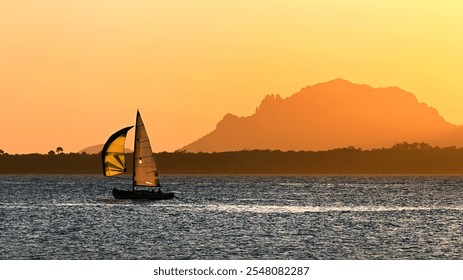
[[112, 188, 175, 200]]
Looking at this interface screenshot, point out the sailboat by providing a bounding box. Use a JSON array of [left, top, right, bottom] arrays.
[[101, 110, 175, 200]]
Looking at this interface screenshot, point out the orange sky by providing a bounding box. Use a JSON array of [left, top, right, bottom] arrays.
[[2, 1, 463, 154]]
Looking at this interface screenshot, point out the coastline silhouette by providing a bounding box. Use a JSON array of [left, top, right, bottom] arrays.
[[2, 143, 463, 174]]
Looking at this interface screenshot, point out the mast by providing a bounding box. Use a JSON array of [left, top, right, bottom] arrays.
[[132, 110, 139, 190]]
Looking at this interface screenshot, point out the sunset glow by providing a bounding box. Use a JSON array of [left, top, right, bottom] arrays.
[[2, 1, 463, 154]]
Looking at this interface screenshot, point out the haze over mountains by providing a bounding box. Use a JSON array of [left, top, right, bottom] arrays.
[[78, 144, 132, 154], [182, 79, 463, 152]]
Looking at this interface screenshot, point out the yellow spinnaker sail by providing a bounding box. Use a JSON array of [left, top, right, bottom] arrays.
[[102, 126, 133, 176]]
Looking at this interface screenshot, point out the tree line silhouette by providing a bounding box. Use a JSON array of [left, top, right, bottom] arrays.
[[1, 142, 463, 174]]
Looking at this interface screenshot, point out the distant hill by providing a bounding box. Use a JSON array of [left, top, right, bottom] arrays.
[[182, 79, 463, 152], [78, 144, 132, 154]]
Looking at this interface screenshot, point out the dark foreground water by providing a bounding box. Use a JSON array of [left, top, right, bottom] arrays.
[[1, 175, 463, 259]]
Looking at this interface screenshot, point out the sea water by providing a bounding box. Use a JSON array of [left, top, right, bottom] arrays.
[[1, 175, 462, 259]]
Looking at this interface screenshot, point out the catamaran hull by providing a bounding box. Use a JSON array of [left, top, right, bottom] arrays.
[[112, 188, 175, 200]]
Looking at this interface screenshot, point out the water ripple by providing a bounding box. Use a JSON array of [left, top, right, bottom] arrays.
[[1, 175, 463, 259]]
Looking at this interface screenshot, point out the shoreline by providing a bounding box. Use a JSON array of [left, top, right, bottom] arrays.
[[2, 145, 463, 175]]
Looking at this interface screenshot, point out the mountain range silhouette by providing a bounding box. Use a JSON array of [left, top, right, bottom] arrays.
[[182, 79, 463, 152]]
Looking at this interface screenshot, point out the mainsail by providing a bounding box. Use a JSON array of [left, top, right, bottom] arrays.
[[133, 111, 160, 187], [102, 126, 133, 176]]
